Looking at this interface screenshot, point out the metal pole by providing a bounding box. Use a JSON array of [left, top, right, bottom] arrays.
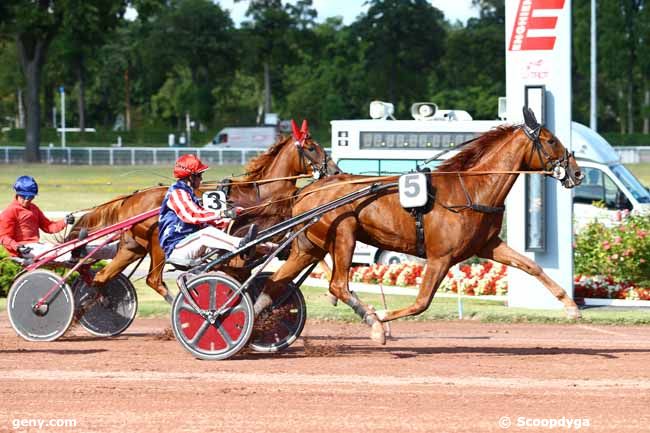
[[60, 87, 66, 148], [589, 0, 597, 130], [457, 280, 464, 320], [186, 112, 191, 146]]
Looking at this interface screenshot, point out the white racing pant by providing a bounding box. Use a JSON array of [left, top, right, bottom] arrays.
[[168, 226, 243, 263], [23, 241, 118, 263]]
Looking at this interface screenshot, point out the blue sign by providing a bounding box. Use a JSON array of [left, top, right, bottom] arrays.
[[59, 86, 65, 94]]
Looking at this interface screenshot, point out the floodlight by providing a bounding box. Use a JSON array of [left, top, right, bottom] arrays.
[[369, 101, 395, 120], [410, 102, 438, 120]]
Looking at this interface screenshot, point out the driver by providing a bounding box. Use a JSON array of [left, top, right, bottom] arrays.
[[159, 154, 258, 267], [0, 175, 116, 262]]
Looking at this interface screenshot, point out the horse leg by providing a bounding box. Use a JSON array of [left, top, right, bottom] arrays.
[[147, 241, 173, 304], [93, 245, 143, 287], [375, 256, 452, 323], [477, 237, 580, 319], [253, 248, 320, 316], [317, 258, 338, 306], [325, 223, 387, 344]]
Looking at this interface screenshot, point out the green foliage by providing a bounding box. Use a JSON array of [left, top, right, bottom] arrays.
[[574, 215, 650, 286], [0, 249, 21, 297], [2, 0, 650, 151], [0, 127, 212, 147], [351, 0, 446, 116], [601, 133, 650, 147]]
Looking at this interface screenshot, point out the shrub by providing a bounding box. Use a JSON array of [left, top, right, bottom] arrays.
[[0, 249, 22, 297], [574, 214, 650, 287]]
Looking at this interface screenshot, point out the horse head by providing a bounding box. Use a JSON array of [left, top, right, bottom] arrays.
[[290, 119, 341, 178], [521, 107, 583, 189]]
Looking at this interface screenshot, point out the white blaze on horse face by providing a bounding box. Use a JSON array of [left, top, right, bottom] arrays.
[[552, 165, 566, 180]]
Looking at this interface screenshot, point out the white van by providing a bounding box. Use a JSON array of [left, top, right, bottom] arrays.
[[571, 122, 650, 229], [330, 113, 650, 265], [205, 126, 278, 148]]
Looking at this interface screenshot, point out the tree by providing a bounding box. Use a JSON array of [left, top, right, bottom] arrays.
[[144, 0, 238, 125], [0, 1, 145, 160], [351, 0, 446, 116], [238, 0, 316, 117], [57, 1, 126, 131], [433, 1, 504, 118], [0, 1, 63, 161], [0, 42, 25, 128]]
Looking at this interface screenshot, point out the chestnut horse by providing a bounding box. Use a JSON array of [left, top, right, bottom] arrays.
[[69, 123, 340, 303], [255, 108, 584, 343]]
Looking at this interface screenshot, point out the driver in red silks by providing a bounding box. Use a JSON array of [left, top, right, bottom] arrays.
[[0, 175, 115, 262]]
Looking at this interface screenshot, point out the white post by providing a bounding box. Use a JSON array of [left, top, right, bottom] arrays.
[[88, 148, 92, 166], [59, 86, 66, 148], [589, 0, 597, 130], [186, 112, 191, 146], [506, 0, 573, 310]]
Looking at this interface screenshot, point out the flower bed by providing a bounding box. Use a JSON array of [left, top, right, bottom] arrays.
[[574, 275, 650, 300], [310, 260, 509, 296], [310, 256, 650, 301]]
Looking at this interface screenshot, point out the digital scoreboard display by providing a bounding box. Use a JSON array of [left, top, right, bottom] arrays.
[[359, 131, 478, 149]]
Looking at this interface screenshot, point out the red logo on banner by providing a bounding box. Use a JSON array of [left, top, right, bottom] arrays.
[[509, 0, 566, 51]]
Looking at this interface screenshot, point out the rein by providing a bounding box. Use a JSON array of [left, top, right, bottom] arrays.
[[235, 168, 552, 217]]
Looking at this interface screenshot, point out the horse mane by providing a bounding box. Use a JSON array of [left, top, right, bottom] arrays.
[[437, 125, 518, 172], [242, 134, 292, 181], [74, 196, 129, 231]]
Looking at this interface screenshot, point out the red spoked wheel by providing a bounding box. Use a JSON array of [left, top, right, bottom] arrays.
[[171, 272, 253, 360]]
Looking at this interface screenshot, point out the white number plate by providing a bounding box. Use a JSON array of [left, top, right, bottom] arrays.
[[202, 191, 227, 211], [398, 173, 428, 208]]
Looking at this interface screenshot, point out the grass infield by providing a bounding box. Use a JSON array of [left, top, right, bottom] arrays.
[[127, 280, 650, 326]]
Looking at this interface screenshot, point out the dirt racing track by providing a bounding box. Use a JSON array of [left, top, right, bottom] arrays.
[[1, 314, 650, 433]]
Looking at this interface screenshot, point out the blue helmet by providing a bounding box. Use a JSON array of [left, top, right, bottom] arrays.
[[13, 175, 38, 198]]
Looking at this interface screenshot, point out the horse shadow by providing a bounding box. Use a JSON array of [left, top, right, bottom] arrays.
[[237, 338, 650, 360]]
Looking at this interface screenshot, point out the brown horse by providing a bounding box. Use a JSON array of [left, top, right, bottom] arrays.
[[254, 109, 584, 343], [69, 125, 340, 303]]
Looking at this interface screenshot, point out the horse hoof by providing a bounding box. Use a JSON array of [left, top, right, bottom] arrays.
[[565, 307, 581, 320], [327, 294, 338, 307], [164, 293, 174, 305], [375, 309, 388, 321], [370, 322, 386, 345]]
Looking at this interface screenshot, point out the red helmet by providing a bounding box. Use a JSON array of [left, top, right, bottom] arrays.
[[173, 154, 209, 179]]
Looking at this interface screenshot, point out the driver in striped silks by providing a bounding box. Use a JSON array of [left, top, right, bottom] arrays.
[[159, 154, 261, 268]]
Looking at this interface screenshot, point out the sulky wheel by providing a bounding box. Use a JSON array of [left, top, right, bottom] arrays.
[[171, 272, 254, 360], [248, 272, 307, 353], [72, 273, 138, 337], [7, 270, 74, 342]]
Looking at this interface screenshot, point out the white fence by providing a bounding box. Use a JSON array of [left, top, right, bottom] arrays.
[[615, 146, 650, 164], [0, 145, 647, 165], [0, 146, 267, 166]]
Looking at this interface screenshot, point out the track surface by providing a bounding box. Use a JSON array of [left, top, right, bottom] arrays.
[[1, 313, 650, 432]]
